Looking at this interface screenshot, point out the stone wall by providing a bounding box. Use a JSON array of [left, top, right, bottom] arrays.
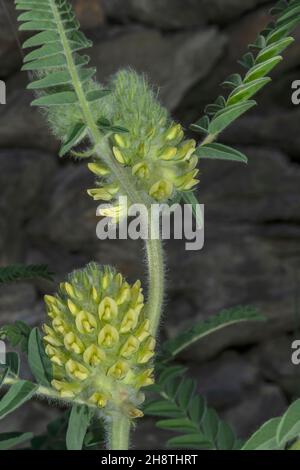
[[1, 0, 300, 448]]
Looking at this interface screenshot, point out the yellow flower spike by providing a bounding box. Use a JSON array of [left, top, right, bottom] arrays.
[[64, 332, 84, 355], [120, 336, 140, 359], [159, 147, 177, 161], [88, 162, 110, 176], [83, 344, 106, 367], [67, 298, 80, 316], [98, 297, 118, 322], [98, 324, 119, 348], [114, 134, 127, 148], [76, 311, 97, 334], [89, 392, 108, 408], [113, 146, 126, 165], [134, 319, 151, 342], [65, 359, 89, 381], [52, 317, 69, 335], [149, 180, 173, 201], [107, 360, 129, 380], [116, 282, 131, 305], [43, 325, 62, 347], [120, 308, 140, 334], [132, 162, 150, 179], [43, 263, 154, 417], [137, 337, 156, 364], [166, 123, 182, 141]]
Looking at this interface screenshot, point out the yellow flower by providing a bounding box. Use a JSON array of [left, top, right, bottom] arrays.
[[43, 263, 155, 417], [86, 70, 199, 206]]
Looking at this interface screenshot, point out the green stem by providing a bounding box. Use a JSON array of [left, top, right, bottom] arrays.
[[108, 413, 131, 450], [200, 132, 218, 146], [145, 230, 164, 336]]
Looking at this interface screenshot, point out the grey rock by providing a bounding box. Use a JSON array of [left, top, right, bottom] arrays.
[[0, 74, 56, 151], [223, 384, 287, 438], [0, 1, 23, 78], [0, 283, 37, 325], [92, 27, 226, 110], [192, 351, 260, 409], [0, 148, 57, 261], [103, 0, 268, 29], [248, 336, 300, 399]]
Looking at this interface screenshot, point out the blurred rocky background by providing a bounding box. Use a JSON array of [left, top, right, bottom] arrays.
[[1, 0, 300, 449]]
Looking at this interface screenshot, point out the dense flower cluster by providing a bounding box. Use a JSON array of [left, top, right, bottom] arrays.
[[87, 70, 199, 207], [43, 263, 155, 418]]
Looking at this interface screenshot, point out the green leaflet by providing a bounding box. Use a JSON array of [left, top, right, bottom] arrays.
[[242, 418, 282, 450], [195, 143, 248, 164], [227, 77, 271, 106], [190, 115, 210, 134], [267, 16, 300, 44], [59, 122, 88, 157], [0, 321, 31, 353], [144, 367, 238, 450], [28, 68, 96, 90], [208, 101, 256, 135], [277, 3, 300, 24], [276, 399, 300, 447], [0, 380, 37, 420], [0, 263, 53, 283], [160, 306, 265, 361], [86, 89, 111, 102], [244, 56, 282, 83], [0, 368, 9, 389], [242, 398, 300, 450], [28, 328, 52, 387], [66, 404, 95, 450], [167, 434, 212, 450], [255, 37, 294, 63], [23, 31, 60, 48], [5, 352, 20, 376], [0, 432, 33, 450], [31, 91, 78, 106]]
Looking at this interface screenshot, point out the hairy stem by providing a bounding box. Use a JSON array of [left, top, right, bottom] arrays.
[[145, 220, 164, 336], [108, 413, 131, 450]]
